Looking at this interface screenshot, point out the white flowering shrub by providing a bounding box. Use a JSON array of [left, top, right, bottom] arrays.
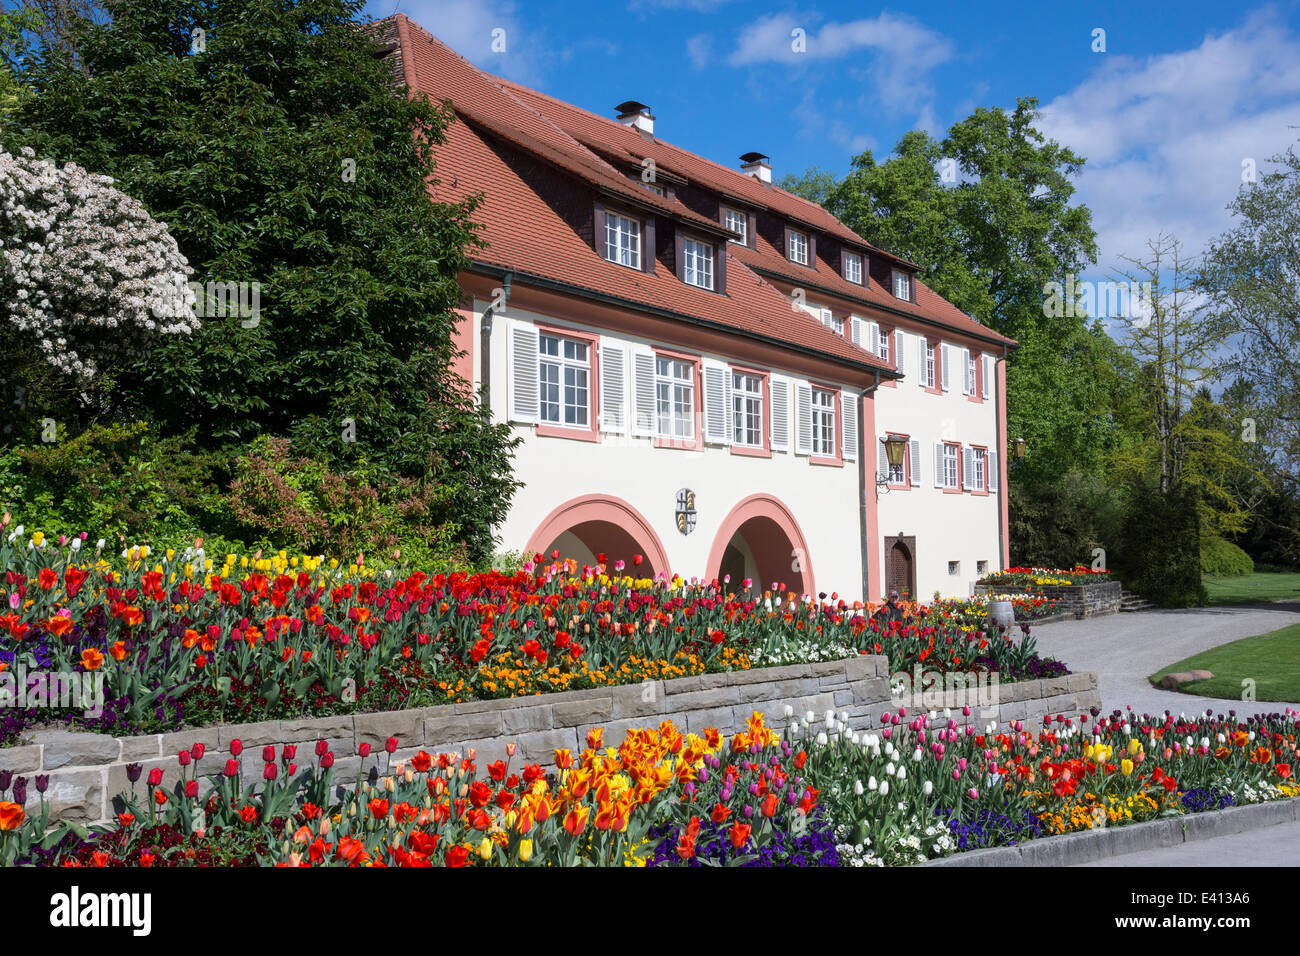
[[0, 146, 198, 381]]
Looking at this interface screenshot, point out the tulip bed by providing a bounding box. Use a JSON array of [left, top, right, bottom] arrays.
[[0, 705, 1295, 867], [0, 528, 1067, 743], [977, 566, 1113, 588]]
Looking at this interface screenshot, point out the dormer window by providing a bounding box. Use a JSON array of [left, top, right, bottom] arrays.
[[682, 237, 714, 290], [843, 251, 863, 285], [788, 229, 809, 266], [722, 208, 747, 245], [605, 213, 642, 269], [893, 270, 912, 301]]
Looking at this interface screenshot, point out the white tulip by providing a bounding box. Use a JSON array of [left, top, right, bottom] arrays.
[[913, 748, 923, 762], [805, 710, 815, 724], [783, 705, 794, 718], [923, 780, 933, 795], [886, 762, 896, 776], [868, 776, 878, 790], [816, 732, 828, 746], [897, 767, 907, 781], [824, 710, 836, 726], [879, 780, 890, 796], [853, 780, 864, 796]]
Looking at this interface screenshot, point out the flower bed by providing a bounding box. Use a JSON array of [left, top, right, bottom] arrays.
[[1, 705, 1294, 867], [977, 567, 1112, 589], [0, 528, 1067, 743]]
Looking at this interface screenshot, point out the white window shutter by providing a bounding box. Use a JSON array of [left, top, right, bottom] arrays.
[[982, 354, 993, 399], [934, 442, 945, 488], [795, 382, 813, 455], [918, 336, 927, 386], [507, 322, 540, 423], [632, 348, 657, 437], [820, 307, 834, 329], [940, 344, 951, 392], [840, 392, 857, 461], [868, 322, 881, 356], [770, 377, 791, 452], [960, 348, 971, 395], [702, 362, 731, 445], [599, 340, 626, 433], [877, 434, 889, 478], [962, 447, 974, 489], [850, 317, 865, 347], [909, 437, 921, 486], [989, 450, 999, 491], [894, 330, 905, 373]]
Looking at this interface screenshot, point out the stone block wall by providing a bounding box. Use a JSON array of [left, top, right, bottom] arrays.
[[975, 581, 1122, 618], [3, 657, 1102, 826]]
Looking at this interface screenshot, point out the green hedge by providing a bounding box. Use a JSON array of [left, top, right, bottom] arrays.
[[1201, 535, 1255, 577]]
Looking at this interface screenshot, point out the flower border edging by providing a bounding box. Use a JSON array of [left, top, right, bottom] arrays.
[[919, 795, 1300, 867]]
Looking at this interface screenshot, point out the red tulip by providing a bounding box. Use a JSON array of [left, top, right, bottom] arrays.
[[229, 739, 243, 757], [385, 736, 398, 754]]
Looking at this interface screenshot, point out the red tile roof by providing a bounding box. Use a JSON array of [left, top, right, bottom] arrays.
[[376, 14, 1009, 373]]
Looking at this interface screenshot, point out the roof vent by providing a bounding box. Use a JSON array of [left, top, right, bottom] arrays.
[[740, 151, 772, 184], [615, 101, 655, 138]]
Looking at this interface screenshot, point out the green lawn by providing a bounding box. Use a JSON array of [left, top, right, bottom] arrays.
[[1203, 571, 1300, 605], [1149, 621, 1300, 702]]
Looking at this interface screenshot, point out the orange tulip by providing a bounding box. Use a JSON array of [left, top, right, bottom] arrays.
[[563, 806, 588, 836], [0, 801, 25, 831], [80, 648, 104, 671]]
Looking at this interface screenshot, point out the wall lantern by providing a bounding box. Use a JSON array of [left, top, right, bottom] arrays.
[[1012, 437, 1027, 460]]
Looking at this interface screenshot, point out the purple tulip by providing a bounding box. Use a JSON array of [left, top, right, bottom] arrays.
[[12, 777, 26, 804], [35, 774, 49, 794], [742, 804, 754, 819], [126, 762, 143, 783]]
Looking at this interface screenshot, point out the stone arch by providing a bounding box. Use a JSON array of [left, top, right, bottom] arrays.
[[706, 493, 813, 596], [524, 494, 670, 577]]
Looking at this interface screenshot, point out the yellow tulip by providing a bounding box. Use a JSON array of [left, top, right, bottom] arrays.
[[1129, 738, 1142, 756], [1121, 759, 1134, 777], [518, 839, 533, 862], [31, 531, 44, 547], [478, 837, 493, 861]]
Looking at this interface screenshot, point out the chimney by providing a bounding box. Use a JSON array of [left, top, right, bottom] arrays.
[[740, 152, 772, 184], [615, 101, 655, 139]]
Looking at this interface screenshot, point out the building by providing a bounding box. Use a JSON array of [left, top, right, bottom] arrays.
[[377, 15, 1014, 602]]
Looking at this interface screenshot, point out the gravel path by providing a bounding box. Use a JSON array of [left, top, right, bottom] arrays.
[[1027, 605, 1300, 720]]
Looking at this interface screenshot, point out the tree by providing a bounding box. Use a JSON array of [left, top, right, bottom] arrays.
[[6, 0, 520, 563], [1109, 234, 1251, 536], [1201, 143, 1300, 474]]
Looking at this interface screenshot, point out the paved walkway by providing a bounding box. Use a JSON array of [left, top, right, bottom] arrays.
[[1028, 604, 1300, 720], [1075, 819, 1300, 866]]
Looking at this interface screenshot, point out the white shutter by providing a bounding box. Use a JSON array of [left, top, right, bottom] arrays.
[[940, 344, 951, 392], [794, 382, 813, 455], [909, 437, 921, 486], [982, 354, 993, 399], [962, 447, 974, 489], [507, 322, 540, 423], [960, 348, 972, 395], [599, 340, 626, 433], [989, 450, 999, 491], [868, 322, 881, 356], [770, 377, 791, 452], [840, 392, 857, 461], [934, 442, 945, 488], [820, 307, 834, 329], [702, 362, 731, 445], [917, 336, 927, 387], [632, 348, 657, 437], [850, 317, 866, 347], [894, 330, 905, 374], [877, 434, 889, 478]]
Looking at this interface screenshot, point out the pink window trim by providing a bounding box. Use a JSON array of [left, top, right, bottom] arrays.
[[652, 346, 704, 451], [969, 443, 990, 496], [728, 363, 773, 458], [533, 322, 600, 443], [942, 441, 963, 495], [809, 381, 843, 467]]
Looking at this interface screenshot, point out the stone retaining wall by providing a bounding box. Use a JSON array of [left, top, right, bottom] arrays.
[[976, 581, 1122, 618], [2, 657, 1101, 826]]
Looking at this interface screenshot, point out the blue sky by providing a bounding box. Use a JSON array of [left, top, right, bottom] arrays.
[[368, 0, 1300, 292]]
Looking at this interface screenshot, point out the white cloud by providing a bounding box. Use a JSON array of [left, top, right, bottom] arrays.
[[1037, 10, 1300, 276], [724, 12, 953, 128], [686, 33, 714, 70]]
